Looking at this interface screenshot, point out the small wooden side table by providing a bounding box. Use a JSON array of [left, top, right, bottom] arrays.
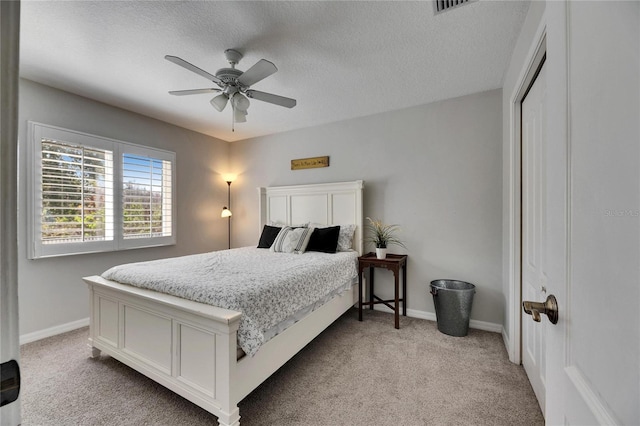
[[357, 252, 408, 329]]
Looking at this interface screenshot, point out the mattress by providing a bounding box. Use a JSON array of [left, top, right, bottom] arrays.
[[101, 247, 359, 356]]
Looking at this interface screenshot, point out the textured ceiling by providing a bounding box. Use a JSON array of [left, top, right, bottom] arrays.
[[20, 1, 530, 142]]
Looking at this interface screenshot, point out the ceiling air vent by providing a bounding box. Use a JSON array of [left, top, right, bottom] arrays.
[[434, 0, 475, 14]]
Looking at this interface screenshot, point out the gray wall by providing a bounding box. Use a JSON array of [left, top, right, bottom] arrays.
[[17, 81, 504, 335], [18, 79, 230, 336], [230, 89, 503, 325]]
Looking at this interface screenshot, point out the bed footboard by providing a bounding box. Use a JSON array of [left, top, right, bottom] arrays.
[[84, 275, 358, 426], [84, 275, 242, 426]]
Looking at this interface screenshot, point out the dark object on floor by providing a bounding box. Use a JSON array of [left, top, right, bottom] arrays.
[[0, 359, 20, 407], [430, 279, 476, 336]]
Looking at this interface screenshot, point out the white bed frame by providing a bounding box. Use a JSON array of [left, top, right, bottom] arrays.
[[83, 180, 364, 426]]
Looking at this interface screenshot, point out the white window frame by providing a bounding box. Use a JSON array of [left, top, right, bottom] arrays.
[[27, 122, 176, 259]]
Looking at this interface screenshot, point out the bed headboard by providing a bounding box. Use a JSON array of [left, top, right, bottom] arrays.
[[258, 180, 364, 255]]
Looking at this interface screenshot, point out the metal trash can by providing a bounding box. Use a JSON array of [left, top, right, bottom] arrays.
[[430, 279, 476, 337]]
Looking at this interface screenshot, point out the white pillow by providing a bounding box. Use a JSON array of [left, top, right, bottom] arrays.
[[270, 226, 315, 254], [336, 224, 356, 251]]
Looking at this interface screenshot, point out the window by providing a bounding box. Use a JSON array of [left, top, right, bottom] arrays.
[[40, 140, 114, 245], [28, 122, 176, 258], [122, 154, 172, 240]]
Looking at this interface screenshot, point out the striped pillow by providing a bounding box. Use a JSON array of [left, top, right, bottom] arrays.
[[270, 226, 315, 254]]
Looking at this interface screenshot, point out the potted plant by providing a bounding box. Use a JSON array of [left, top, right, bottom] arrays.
[[364, 217, 406, 259]]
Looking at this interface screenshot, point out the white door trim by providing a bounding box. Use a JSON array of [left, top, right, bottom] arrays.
[[520, 60, 547, 414], [505, 18, 547, 364], [0, 1, 22, 424]]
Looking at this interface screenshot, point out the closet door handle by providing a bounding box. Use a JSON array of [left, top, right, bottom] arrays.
[[523, 295, 558, 324]]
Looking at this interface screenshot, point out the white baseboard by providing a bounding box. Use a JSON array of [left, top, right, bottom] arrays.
[[20, 307, 503, 345], [20, 317, 89, 345], [372, 305, 503, 333]]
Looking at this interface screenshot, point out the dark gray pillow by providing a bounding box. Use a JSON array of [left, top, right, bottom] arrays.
[[257, 225, 281, 248], [306, 226, 341, 253]]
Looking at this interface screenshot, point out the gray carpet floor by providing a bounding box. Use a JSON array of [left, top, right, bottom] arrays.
[[20, 309, 543, 425]]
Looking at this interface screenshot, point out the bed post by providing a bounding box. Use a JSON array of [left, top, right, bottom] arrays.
[[353, 180, 364, 255], [215, 322, 241, 426], [257, 187, 267, 234], [87, 284, 101, 358]]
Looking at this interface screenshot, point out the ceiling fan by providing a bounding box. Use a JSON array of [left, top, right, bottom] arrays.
[[165, 49, 296, 130]]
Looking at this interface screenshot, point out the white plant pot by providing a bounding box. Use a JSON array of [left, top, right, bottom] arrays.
[[375, 248, 387, 259]]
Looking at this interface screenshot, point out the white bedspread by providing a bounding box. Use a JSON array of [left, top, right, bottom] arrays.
[[101, 247, 358, 356]]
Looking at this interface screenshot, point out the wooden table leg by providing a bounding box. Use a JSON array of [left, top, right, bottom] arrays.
[[402, 264, 407, 316], [394, 268, 400, 329], [369, 266, 374, 310], [358, 269, 363, 321]]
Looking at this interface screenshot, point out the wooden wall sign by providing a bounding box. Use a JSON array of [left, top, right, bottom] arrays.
[[291, 156, 330, 170]]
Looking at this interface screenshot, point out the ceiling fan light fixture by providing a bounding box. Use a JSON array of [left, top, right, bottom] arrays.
[[210, 94, 228, 112], [231, 93, 250, 112], [234, 108, 247, 123]]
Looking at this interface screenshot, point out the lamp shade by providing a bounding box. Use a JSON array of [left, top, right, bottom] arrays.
[[221, 207, 232, 218], [210, 94, 228, 112], [222, 174, 236, 183], [233, 108, 247, 123], [231, 93, 250, 112]]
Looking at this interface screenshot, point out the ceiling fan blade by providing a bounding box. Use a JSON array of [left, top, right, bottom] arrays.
[[210, 94, 228, 112], [245, 90, 297, 108], [237, 59, 278, 87], [168, 88, 221, 96], [165, 55, 222, 85]]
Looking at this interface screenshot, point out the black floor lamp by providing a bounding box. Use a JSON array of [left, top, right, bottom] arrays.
[[221, 178, 233, 249]]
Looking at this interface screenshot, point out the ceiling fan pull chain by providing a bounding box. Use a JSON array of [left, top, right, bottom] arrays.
[[232, 105, 235, 132]]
